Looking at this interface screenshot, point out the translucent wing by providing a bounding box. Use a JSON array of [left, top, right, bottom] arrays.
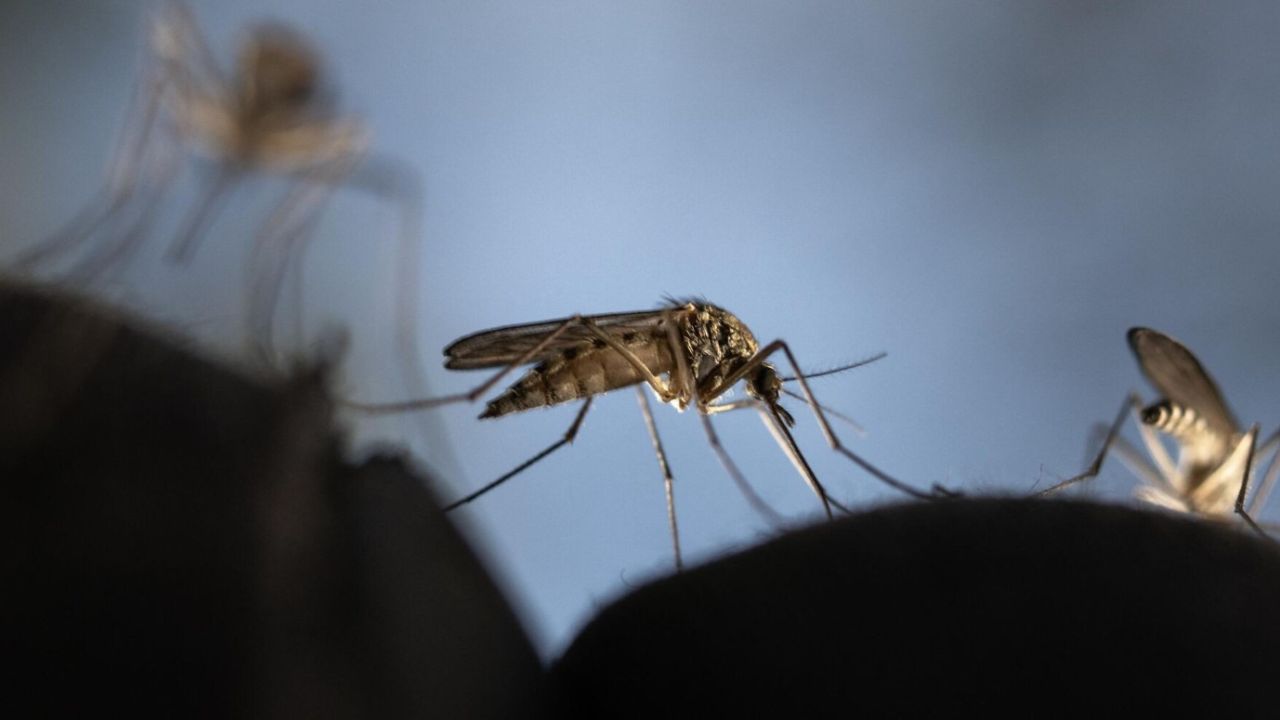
[[1127, 327, 1238, 436], [445, 309, 685, 370]]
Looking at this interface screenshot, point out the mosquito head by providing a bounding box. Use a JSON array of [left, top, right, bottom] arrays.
[[746, 363, 795, 427], [239, 24, 321, 115]]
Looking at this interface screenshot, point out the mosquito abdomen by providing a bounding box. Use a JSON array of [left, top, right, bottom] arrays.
[[481, 338, 674, 418]]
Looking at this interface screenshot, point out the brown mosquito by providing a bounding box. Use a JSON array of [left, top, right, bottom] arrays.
[[352, 299, 955, 570], [14, 2, 424, 373], [1039, 327, 1280, 538]]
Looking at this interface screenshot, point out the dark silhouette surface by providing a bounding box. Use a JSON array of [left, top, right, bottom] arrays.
[[552, 498, 1280, 716], [1, 279, 542, 717]]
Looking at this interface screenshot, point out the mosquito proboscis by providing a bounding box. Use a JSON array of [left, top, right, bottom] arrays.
[[351, 299, 956, 570]]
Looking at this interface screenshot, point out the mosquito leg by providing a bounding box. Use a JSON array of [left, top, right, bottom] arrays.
[[62, 180, 166, 284], [14, 192, 128, 271], [1233, 426, 1276, 543], [165, 165, 240, 264], [1037, 393, 1143, 497], [246, 154, 358, 362], [442, 398, 593, 510], [1245, 428, 1280, 516], [699, 413, 786, 528], [63, 132, 185, 284], [332, 154, 432, 426], [636, 387, 682, 571], [15, 70, 168, 271], [1105, 430, 1170, 492]]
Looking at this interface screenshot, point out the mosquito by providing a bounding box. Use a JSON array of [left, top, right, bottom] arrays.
[[352, 299, 955, 570], [13, 2, 425, 374], [1038, 327, 1280, 538]]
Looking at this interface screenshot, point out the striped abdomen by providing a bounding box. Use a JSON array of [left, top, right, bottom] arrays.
[[1141, 400, 1232, 469], [480, 336, 675, 418]]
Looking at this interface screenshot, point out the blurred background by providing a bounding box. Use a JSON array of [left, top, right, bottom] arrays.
[[4, 0, 1280, 658]]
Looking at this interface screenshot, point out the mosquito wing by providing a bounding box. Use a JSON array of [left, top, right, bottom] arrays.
[[444, 309, 681, 370], [1127, 327, 1238, 436]]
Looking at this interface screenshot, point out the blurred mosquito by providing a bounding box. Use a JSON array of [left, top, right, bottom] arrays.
[[14, 2, 424, 372], [1039, 327, 1280, 538], [352, 299, 955, 570]]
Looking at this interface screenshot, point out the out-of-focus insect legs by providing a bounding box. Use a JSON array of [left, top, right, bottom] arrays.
[[442, 398, 594, 512], [15, 69, 171, 274], [247, 156, 357, 362], [636, 387, 683, 570], [165, 166, 241, 264]]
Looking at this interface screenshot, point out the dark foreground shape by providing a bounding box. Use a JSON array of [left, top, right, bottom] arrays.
[[551, 498, 1280, 716], [0, 280, 542, 718]]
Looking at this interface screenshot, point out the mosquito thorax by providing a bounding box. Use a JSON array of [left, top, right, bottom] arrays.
[[678, 302, 760, 389]]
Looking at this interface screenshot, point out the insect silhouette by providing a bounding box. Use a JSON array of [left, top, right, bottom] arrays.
[[14, 2, 424, 369], [1039, 327, 1280, 537], [354, 299, 954, 570]]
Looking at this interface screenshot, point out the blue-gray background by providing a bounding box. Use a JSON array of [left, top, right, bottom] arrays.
[[5, 1, 1280, 657]]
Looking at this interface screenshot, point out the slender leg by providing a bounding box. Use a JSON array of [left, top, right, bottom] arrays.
[[699, 414, 786, 527], [1037, 393, 1144, 497], [15, 71, 168, 272], [334, 154, 429, 435], [442, 398, 593, 510], [1233, 426, 1276, 543], [1106, 430, 1170, 492], [63, 130, 185, 283], [247, 156, 356, 363], [164, 164, 240, 264], [636, 387, 682, 571], [1245, 429, 1280, 516]]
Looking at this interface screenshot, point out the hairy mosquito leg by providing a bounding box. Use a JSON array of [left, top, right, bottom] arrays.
[[442, 398, 594, 511], [700, 414, 786, 527], [1233, 426, 1276, 543], [1245, 429, 1280, 516], [636, 387, 682, 571], [1037, 393, 1143, 497]]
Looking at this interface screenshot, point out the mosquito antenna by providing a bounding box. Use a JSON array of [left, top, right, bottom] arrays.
[[778, 352, 887, 383]]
